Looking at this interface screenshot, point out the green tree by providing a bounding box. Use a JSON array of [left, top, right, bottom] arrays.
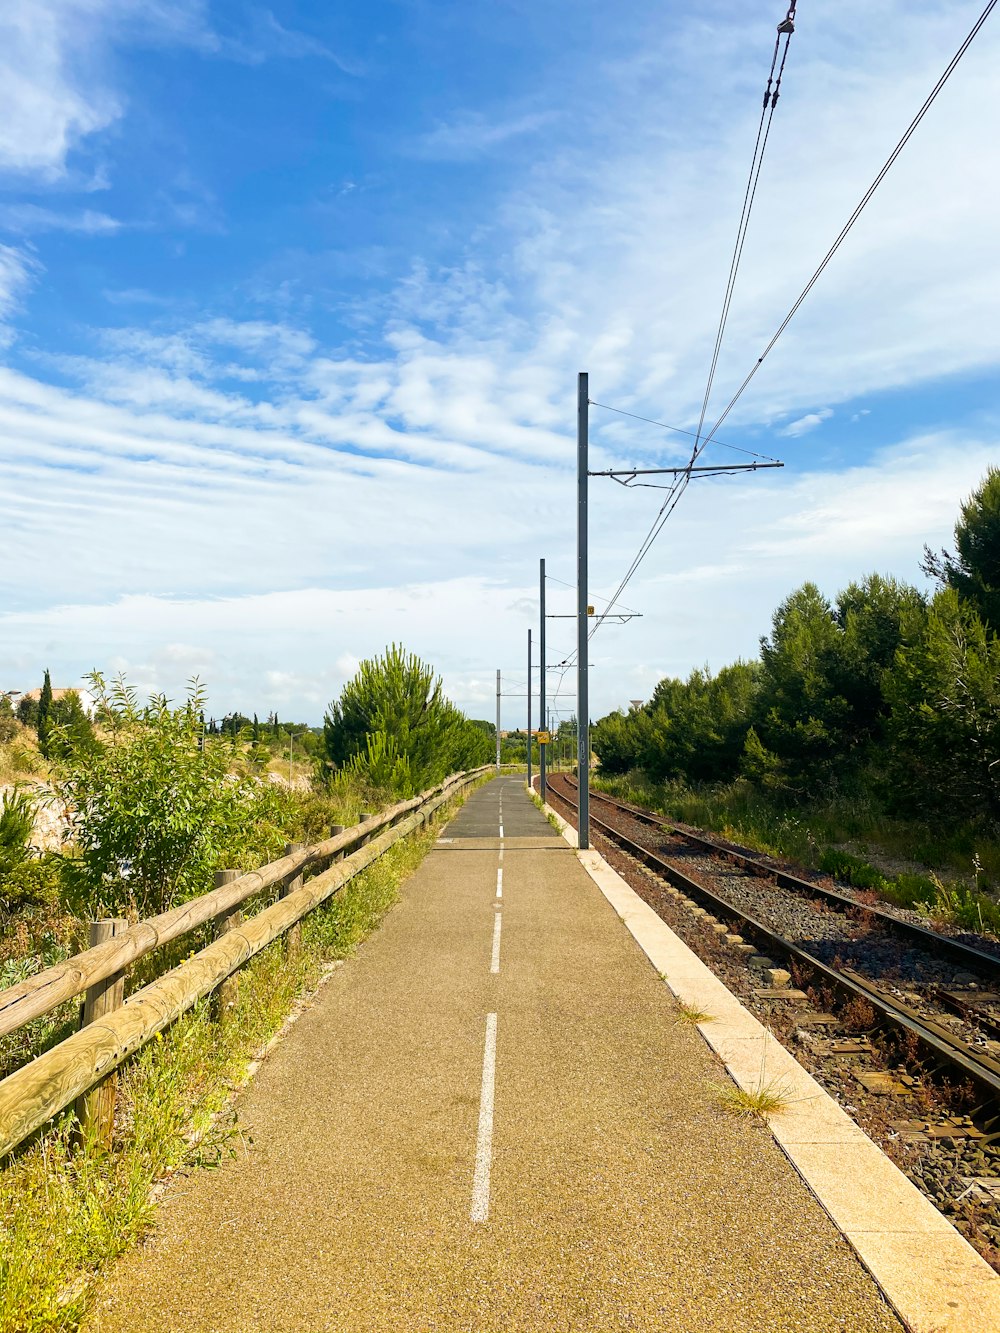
[[923, 467, 1000, 634], [828, 574, 926, 747], [16, 695, 39, 729], [0, 694, 16, 744], [37, 669, 53, 759], [324, 645, 491, 795], [592, 709, 645, 776], [56, 674, 293, 918], [47, 689, 98, 760], [753, 584, 848, 789], [884, 589, 1000, 818], [0, 789, 59, 916]]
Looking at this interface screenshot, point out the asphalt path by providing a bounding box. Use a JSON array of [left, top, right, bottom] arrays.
[[86, 776, 899, 1332]]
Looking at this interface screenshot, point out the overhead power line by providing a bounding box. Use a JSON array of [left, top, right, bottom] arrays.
[[692, 1, 798, 454], [587, 400, 780, 462], [579, 4, 800, 648], [700, 0, 999, 454], [585, 0, 996, 641]]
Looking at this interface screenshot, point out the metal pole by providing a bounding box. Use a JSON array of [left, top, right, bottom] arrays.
[[527, 628, 532, 788], [496, 669, 501, 770], [539, 557, 547, 803], [577, 371, 590, 850]]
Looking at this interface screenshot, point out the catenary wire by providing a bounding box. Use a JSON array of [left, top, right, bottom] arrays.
[[699, 0, 998, 454], [590, 0, 996, 638], [587, 400, 780, 462], [692, 3, 797, 454]]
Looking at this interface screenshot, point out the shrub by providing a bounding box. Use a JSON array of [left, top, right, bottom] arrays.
[[55, 674, 295, 919]]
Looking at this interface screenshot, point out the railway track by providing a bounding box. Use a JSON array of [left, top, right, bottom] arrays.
[[547, 774, 1000, 1118]]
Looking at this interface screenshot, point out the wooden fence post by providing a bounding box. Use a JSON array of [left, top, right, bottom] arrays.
[[212, 869, 241, 1021], [282, 843, 304, 956], [75, 917, 127, 1149], [329, 824, 345, 862], [359, 812, 374, 846]]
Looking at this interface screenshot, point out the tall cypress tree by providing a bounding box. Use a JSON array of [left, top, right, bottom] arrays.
[[37, 668, 53, 759]]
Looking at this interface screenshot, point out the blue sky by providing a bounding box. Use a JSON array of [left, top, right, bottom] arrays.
[[1, 0, 998, 725]]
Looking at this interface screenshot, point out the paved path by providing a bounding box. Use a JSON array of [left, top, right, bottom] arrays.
[[87, 777, 899, 1332]]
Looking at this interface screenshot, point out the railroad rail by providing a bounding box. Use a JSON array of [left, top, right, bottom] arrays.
[[548, 775, 1000, 1113]]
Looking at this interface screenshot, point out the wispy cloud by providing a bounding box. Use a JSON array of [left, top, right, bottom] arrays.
[[0, 203, 121, 234], [414, 110, 557, 162], [213, 7, 365, 75], [781, 408, 834, 438], [0, 243, 37, 340]]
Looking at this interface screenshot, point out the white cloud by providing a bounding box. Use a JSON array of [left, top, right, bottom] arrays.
[[0, 203, 121, 234], [415, 110, 557, 162], [0, 244, 37, 340], [216, 8, 364, 74], [781, 408, 834, 438], [2, 1, 1000, 726], [0, 1, 120, 177]]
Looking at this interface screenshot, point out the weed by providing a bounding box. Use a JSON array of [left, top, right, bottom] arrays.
[[841, 997, 876, 1033], [674, 1001, 714, 1025], [717, 1078, 792, 1120]]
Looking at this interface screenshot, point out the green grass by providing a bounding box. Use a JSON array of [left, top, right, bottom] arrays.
[[673, 1001, 715, 1025], [594, 771, 1000, 938], [717, 1078, 792, 1120], [0, 796, 466, 1333]]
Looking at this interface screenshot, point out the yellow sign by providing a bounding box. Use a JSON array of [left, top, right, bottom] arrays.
[[535, 731, 551, 744], [587, 605, 595, 615]]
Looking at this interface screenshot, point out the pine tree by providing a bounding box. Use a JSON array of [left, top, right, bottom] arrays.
[[37, 669, 53, 760], [922, 468, 1000, 634]]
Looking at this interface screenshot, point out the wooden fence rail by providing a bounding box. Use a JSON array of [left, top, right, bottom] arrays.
[[0, 768, 485, 1160], [0, 777, 466, 1040]]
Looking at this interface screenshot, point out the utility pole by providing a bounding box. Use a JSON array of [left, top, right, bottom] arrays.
[[527, 628, 532, 788], [288, 729, 305, 787], [495, 669, 501, 771], [539, 557, 547, 803], [577, 372, 590, 849]]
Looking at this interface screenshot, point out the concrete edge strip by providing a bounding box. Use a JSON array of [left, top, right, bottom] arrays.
[[541, 798, 1000, 1333]]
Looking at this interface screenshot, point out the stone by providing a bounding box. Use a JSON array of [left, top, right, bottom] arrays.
[[749, 955, 776, 971]]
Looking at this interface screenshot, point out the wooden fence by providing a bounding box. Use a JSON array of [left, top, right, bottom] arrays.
[[0, 767, 486, 1160]]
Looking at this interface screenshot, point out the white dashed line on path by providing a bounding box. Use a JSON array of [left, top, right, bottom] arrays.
[[490, 912, 502, 973], [496, 867, 503, 899], [470, 1013, 497, 1223]]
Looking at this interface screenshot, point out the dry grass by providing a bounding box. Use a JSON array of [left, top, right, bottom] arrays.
[[717, 1077, 792, 1120], [673, 1000, 715, 1025]]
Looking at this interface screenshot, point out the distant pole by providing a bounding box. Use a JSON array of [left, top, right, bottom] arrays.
[[495, 669, 501, 770], [539, 557, 547, 803], [288, 729, 304, 786], [527, 628, 532, 788], [577, 371, 590, 850]]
